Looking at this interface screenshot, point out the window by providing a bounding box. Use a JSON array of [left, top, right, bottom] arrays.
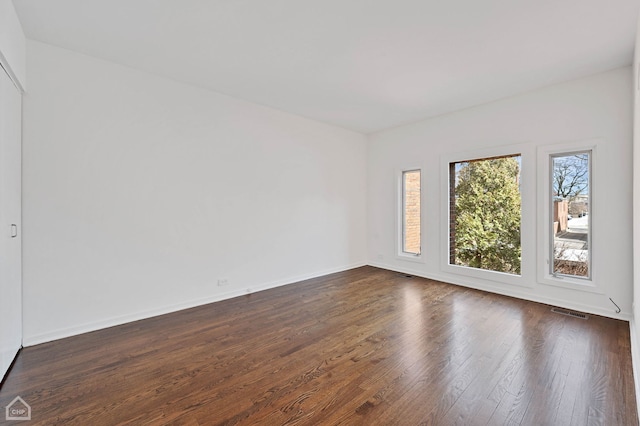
[[449, 155, 522, 275], [537, 141, 597, 292], [550, 151, 591, 279], [401, 170, 421, 256]]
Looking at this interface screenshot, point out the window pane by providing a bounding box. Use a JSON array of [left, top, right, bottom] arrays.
[[449, 155, 521, 275], [403, 170, 421, 255], [551, 152, 590, 278]]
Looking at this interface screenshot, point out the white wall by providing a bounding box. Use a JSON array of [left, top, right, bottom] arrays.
[[0, 0, 23, 379], [20, 38, 634, 348], [0, 0, 25, 90], [368, 67, 633, 319], [0, 68, 22, 380], [22, 41, 367, 345], [631, 13, 640, 421]]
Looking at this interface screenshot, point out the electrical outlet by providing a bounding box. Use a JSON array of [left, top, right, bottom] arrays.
[[217, 278, 229, 286]]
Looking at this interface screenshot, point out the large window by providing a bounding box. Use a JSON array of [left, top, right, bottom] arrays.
[[401, 170, 421, 256], [550, 151, 591, 279], [449, 155, 522, 275]]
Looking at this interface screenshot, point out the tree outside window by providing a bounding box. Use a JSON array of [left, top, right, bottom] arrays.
[[450, 155, 522, 275]]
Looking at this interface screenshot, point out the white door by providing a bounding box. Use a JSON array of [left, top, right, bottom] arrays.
[[0, 64, 22, 381]]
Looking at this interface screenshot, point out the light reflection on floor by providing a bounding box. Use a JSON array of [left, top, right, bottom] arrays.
[[400, 284, 424, 369]]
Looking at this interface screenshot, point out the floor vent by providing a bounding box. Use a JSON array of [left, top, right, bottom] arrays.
[[398, 273, 414, 278], [551, 307, 588, 320]]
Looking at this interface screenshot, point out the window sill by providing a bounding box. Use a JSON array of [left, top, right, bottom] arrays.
[[538, 274, 602, 294], [442, 263, 531, 288], [396, 253, 424, 263]]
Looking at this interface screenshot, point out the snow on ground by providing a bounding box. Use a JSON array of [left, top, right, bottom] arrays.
[[555, 214, 589, 260]]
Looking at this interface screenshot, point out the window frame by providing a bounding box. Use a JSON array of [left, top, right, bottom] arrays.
[[549, 150, 592, 280], [397, 168, 424, 263], [441, 143, 534, 287], [537, 140, 601, 293]]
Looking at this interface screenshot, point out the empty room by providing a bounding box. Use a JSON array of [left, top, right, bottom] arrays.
[[2, 0, 640, 424]]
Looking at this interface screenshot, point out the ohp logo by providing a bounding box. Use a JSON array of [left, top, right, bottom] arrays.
[[5, 396, 31, 421]]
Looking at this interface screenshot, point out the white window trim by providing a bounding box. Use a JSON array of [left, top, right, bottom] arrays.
[[537, 140, 602, 294], [440, 143, 534, 287], [396, 168, 424, 263]]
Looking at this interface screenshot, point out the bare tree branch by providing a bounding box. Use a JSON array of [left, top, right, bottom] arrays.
[[553, 154, 589, 199]]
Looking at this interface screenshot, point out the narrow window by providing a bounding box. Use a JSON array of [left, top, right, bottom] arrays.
[[449, 155, 522, 275], [402, 170, 421, 255], [550, 151, 590, 279]]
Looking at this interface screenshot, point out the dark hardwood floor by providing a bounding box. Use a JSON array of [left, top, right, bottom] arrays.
[[0, 266, 636, 425]]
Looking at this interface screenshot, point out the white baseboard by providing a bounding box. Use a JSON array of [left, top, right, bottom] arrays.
[[24, 260, 629, 347], [367, 261, 632, 321], [22, 261, 367, 347]]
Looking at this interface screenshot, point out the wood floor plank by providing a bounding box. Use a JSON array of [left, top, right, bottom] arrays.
[[0, 266, 636, 425]]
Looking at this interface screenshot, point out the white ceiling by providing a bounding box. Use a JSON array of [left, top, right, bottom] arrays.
[[12, 0, 640, 134]]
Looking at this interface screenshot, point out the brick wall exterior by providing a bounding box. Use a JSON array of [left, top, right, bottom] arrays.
[[404, 171, 421, 254], [448, 163, 456, 264], [553, 199, 568, 234]]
